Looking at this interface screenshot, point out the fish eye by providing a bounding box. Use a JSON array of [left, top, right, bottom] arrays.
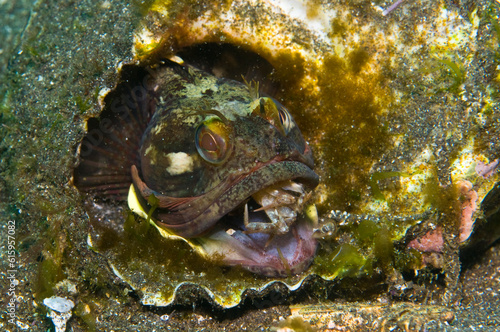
[[195, 117, 231, 164], [251, 97, 295, 136], [278, 106, 293, 135]]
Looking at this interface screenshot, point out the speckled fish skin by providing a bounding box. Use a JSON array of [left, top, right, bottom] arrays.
[[130, 60, 319, 275]]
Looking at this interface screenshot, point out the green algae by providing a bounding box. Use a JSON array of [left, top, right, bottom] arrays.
[[146, 194, 159, 225], [268, 50, 308, 90], [422, 173, 461, 216], [355, 220, 381, 245], [36, 258, 64, 300], [356, 220, 396, 270], [372, 226, 394, 270], [435, 57, 465, 93], [313, 54, 391, 212], [131, 0, 157, 17], [276, 315, 315, 332], [313, 216, 419, 281], [328, 18, 348, 39], [348, 48, 371, 74], [74, 301, 97, 332], [313, 244, 373, 279], [75, 96, 92, 113], [35, 217, 68, 300]]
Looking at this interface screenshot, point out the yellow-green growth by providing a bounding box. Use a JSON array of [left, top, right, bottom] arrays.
[[123, 210, 150, 240], [242, 76, 260, 101], [348, 48, 371, 74], [314, 244, 373, 278], [369, 171, 411, 201], [35, 218, 67, 300], [373, 226, 394, 269], [490, 14, 500, 60], [419, 55, 466, 94], [276, 315, 315, 332], [435, 58, 465, 93], [355, 219, 380, 245], [131, 0, 157, 16], [74, 302, 97, 332], [422, 175, 460, 215], [354, 220, 395, 271], [146, 193, 159, 225], [75, 96, 92, 113]]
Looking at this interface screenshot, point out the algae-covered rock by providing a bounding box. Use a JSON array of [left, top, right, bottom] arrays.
[[1, 0, 499, 330]]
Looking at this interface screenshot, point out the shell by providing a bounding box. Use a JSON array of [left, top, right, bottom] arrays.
[[81, 0, 500, 309]]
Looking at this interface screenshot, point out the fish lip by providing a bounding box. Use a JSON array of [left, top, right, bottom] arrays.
[[227, 156, 319, 193]]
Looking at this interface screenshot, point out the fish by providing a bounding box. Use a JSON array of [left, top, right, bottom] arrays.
[[74, 57, 319, 277]]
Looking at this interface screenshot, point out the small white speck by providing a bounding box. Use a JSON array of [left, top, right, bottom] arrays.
[[101, 0, 111, 9]]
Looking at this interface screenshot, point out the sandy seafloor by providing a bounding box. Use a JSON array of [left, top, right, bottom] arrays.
[[1, 0, 500, 331]]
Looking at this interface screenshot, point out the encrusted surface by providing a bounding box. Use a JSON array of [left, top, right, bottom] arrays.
[[1, 0, 499, 330]]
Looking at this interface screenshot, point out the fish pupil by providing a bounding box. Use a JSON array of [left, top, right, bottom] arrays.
[[278, 106, 292, 134], [195, 119, 230, 164], [201, 131, 218, 152]]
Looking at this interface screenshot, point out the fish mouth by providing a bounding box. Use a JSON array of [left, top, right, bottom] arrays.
[[131, 158, 319, 277], [188, 160, 319, 277], [210, 180, 319, 277]]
